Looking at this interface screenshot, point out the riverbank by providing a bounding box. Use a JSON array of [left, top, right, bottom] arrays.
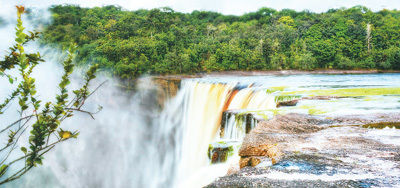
[[152, 70, 400, 79]]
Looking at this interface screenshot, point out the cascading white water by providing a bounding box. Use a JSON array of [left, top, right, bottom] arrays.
[[223, 113, 244, 140], [227, 88, 275, 111], [221, 113, 259, 141], [171, 80, 276, 187], [220, 88, 275, 141], [175, 80, 235, 187], [6, 76, 277, 188]]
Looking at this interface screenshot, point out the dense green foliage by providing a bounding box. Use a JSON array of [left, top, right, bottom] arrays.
[[0, 7, 99, 184], [42, 5, 400, 80]]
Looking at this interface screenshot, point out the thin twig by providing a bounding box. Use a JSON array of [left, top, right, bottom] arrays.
[[0, 115, 34, 134]]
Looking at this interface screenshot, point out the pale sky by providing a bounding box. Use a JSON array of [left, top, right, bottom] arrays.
[[2, 0, 400, 15]]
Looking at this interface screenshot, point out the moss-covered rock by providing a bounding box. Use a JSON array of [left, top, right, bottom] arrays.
[[361, 122, 400, 129], [208, 141, 238, 164], [281, 87, 400, 97], [220, 111, 259, 139]]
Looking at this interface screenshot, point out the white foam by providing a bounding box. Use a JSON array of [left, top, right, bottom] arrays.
[[364, 127, 400, 146], [251, 171, 377, 181]]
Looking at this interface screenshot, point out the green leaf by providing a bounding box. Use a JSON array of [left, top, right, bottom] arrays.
[[0, 164, 8, 177], [35, 159, 42, 166], [21, 105, 28, 111], [19, 99, 24, 107], [8, 77, 13, 84], [72, 132, 80, 138], [21, 147, 27, 154]]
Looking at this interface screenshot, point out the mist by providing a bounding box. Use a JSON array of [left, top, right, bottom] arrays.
[[0, 3, 182, 188]]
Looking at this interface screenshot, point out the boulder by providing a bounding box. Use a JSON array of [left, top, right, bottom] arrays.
[[208, 141, 238, 164]]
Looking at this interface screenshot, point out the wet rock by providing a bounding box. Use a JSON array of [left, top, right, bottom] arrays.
[[207, 153, 396, 188], [361, 122, 400, 129], [208, 142, 237, 164], [329, 113, 400, 126], [276, 96, 348, 108], [208, 113, 400, 187], [272, 154, 352, 175], [239, 113, 325, 153], [238, 157, 250, 168], [151, 77, 181, 108], [238, 144, 280, 167], [240, 144, 272, 156], [226, 165, 240, 176], [302, 96, 346, 100], [220, 111, 259, 138], [239, 156, 262, 168], [206, 166, 378, 188], [239, 144, 282, 168], [237, 114, 326, 168], [219, 111, 234, 138], [276, 99, 299, 107], [255, 114, 324, 134]]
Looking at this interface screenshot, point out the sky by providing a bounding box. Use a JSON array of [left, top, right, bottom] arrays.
[[2, 0, 400, 16]]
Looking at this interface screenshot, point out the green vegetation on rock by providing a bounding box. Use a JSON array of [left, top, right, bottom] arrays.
[[266, 86, 287, 94], [362, 122, 400, 129], [298, 105, 327, 115], [308, 108, 327, 115], [274, 95, 301, 102], [208, 142, 236, 164], [282, 87, 400, 97]]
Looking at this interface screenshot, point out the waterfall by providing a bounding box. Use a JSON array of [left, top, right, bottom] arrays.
[[174, 80, 236, 186], [227, 88, 275, 110], [9, 77, 276, 188], [170, 79, 276, 187], [221, 112, 259, 141], [223, 113, 243, 140]]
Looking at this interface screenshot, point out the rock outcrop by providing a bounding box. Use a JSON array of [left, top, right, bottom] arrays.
[[208, 142, 238, 164], [238, 113, 324, 168], [208, 112, 400, 187], [151, 77, 181, 108]]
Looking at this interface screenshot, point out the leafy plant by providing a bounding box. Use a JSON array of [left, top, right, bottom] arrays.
[[0, 6, 100, 184]]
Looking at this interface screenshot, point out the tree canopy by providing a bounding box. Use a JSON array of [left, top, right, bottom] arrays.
[[42, 5, 400, 81]]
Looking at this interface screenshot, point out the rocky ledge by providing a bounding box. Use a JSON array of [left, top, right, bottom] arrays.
[[207, 113, 400, 188]]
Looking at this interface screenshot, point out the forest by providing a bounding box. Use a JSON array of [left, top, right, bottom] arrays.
[[40, 5, 400, 80]]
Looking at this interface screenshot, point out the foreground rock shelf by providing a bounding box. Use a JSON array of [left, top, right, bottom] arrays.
[[207, 113, 400, 187]]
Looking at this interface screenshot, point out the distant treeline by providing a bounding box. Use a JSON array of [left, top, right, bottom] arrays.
[[42, 5, 400, 80]]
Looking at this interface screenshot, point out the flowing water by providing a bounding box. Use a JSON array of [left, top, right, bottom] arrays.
[[5, 73, 400, 188]]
